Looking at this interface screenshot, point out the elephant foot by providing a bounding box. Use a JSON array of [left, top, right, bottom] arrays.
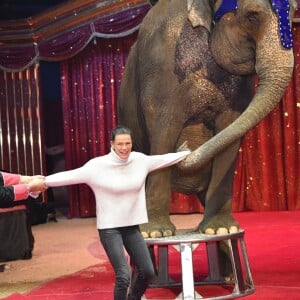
[[140, 218, 176, 239], [204, 225, 238, 235], [199, 214, 239, 235]]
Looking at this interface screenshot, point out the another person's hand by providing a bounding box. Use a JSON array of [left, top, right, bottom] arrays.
[[27, 178, 47, 194]]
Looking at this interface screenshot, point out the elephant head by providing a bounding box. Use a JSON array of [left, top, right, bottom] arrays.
[[180, 0, 297, 171]]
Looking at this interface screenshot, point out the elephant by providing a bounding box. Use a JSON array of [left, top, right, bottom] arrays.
[[117, 0, 297, 238]]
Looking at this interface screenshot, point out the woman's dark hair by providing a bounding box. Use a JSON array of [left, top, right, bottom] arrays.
[[111, 125, 132, 141]]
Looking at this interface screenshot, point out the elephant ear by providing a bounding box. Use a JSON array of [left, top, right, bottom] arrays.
[[187, 0, 213, 32]]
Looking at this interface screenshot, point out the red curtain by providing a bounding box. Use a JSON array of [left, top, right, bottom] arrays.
[[60, 35, 137, 217], [232, 80, 300, 211], [233, 22, 300, 212], [60, 21, 300, 217]]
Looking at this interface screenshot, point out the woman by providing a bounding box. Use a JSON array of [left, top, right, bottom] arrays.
[[0, 171, 46, 206], [45, 126, 190, 300]]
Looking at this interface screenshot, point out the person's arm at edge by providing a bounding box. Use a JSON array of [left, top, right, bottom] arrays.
[[45, 166, 89, 188], [0, 171, 22, 186], [0, 172, 46, 202]]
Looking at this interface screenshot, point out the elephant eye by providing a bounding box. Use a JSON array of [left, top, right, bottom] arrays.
[[246, 11, 260, 29]]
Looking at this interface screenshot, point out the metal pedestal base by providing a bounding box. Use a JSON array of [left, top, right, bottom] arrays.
[[142, 230, 255, 300]]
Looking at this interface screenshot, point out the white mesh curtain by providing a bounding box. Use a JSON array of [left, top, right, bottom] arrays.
[[0, 63, 45, 176]]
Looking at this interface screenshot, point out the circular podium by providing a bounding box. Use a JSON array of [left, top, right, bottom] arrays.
[[142, 230, 255, 300]]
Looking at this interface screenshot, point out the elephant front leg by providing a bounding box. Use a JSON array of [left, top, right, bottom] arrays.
[[140, 168, 175, 238], [200, 201, 239, 235], [198, 141, 241, 280], [199, 139, 240, 235]]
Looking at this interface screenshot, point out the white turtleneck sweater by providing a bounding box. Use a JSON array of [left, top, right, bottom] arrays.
[[45, 150, 190, 229]]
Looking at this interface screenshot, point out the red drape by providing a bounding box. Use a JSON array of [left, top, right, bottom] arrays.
[[60, 35, 137, 217], [232, 22, 300, 212], [232, 83, 300, 211], [60, 21, 300, 217]]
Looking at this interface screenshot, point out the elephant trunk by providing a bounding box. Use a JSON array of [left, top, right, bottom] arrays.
[[180, 14, 294, 172]]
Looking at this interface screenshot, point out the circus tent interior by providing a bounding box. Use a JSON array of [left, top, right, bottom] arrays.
[[0, 0, 299, 217]]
